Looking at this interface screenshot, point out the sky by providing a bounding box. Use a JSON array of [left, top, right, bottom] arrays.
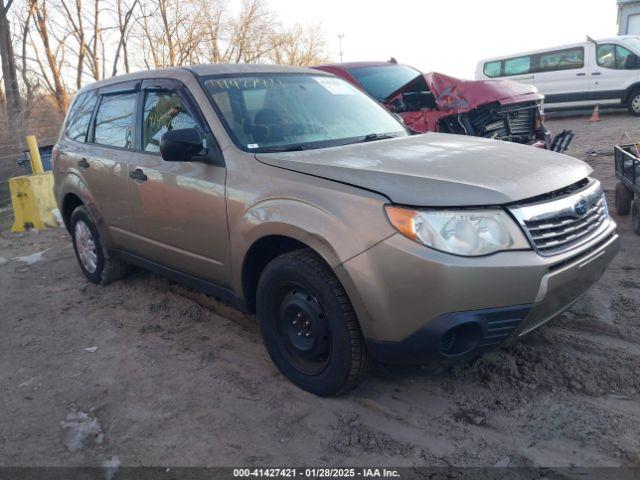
[[271, 0, 619, 78]]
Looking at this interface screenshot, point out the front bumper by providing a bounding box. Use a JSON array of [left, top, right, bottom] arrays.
[[338, 222, 619, 364]]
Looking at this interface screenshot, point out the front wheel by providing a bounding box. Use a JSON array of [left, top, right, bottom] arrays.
[[627, 91, 640, 116], [256, 249, 370, 396]]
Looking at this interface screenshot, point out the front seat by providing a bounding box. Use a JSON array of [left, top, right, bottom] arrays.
[[253, 108, 285, 143]]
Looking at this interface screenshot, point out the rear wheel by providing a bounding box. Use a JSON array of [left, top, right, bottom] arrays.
[[615, 182, 634, 215], [632, 199, 640, 235], [627, 90, 640, 116], [256, 249, 370, 396], [70, 206, 128, 284]]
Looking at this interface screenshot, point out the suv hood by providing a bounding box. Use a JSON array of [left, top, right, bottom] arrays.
[[386, 72, 543, 113], [256, 133, 591, 206]]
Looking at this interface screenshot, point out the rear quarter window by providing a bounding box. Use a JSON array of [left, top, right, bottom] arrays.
[[64, 91, 97, 142]]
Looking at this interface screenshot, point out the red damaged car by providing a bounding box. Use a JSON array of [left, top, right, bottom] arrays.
[[313, 60, 573, 152]]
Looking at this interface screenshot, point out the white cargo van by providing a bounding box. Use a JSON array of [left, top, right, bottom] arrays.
[[476, 36, 640, 115]]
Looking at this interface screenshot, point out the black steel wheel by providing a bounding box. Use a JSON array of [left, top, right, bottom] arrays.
[[257, 248, 370, 396], [276, 285, 332, 375]]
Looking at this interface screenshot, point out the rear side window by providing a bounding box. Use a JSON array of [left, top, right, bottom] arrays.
[[486, 47, 584, 78], [142, 90, 198, 152], [93, 93, 137, 148], [504, 56, 531, 76], [597, 44, 640, 69], [65, 91, 97, 142], [536, 47, 584, 72], [483, 61, 501, 78]]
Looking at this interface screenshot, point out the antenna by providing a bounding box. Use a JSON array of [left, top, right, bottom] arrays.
[[338, 33, 345, 63], [586, 35, 598, 45]]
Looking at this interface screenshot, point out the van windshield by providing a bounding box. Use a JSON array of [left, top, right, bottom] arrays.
[[624, 37, 640, 54], [203, 74, 407, 152]]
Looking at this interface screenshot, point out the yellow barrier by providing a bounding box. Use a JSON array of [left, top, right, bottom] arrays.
[[10, 172, 59, 232], [25, 135, 45, 174]]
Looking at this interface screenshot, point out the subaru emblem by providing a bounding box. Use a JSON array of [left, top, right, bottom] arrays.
[[574, 198, 589, 216]]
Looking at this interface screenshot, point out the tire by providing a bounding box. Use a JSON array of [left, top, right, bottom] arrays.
[[256, 248, 370, 396], [615, 182, 634, 215], [627, 90, 640, 116], [70, 206, 128, 284], [632, 199, 640, 235]]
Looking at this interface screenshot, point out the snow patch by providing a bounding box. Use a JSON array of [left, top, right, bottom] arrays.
[[60, 410, 104, 452], [14, 248, 50, 266], [52, 208, 63, 226], [103, 455, 121, 480]]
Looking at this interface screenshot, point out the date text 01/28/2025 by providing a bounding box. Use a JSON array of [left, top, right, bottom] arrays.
[[233, 468, 401, 478]]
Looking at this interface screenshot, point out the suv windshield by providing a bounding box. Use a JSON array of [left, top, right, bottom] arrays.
[[347, 65, 421, 101], [203, 74, 407, 152]]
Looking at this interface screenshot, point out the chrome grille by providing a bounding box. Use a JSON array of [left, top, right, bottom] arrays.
[[509, 180, 611, 256], [469, 102, 537, 141]]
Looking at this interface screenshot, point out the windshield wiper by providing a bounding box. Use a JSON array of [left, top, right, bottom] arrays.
[[254, 144, 312, 152], [340, 133, 398, 146]]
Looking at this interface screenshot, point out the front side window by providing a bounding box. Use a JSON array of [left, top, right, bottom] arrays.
[[65, 91, 97, 142], [503, 56, 531, 76], [203, 74, 407, 152], [597, 44, 639, 69], [346, 65, 422, 100], [536, 48, 584, 72], [483, 61, 501, 78], [93, 93, 137, 148], [142, 90, 198, 152]]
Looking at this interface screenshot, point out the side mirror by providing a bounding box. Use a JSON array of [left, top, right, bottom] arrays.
[[160, 128, 204, 162]]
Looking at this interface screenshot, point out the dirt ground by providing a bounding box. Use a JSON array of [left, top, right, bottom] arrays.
[[0, 111, 639, 469]]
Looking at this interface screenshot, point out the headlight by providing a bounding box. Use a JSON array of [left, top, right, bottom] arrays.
[[385, 205, 530, 256]]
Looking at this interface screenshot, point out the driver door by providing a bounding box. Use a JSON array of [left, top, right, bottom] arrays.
[[126, 78, 229, 285]]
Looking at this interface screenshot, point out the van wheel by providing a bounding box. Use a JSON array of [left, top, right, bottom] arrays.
[[256, 249, 370, 396], [615, 182, 634, 215], [632, 199, 640, 235], [70, 206, 128, 284], [628, 90, 640, 116]]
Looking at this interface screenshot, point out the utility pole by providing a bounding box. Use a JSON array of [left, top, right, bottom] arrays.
[[338, 33, 344, 63], [0, 0, 22, 118]]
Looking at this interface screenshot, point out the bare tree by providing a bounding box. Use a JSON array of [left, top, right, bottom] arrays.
[[59, 0, 86, 89], [0, 0, 22, 117], [136, 0, 201, 68], [197, 0, 228, 63], [30, 0, 70, 111], [19, 1, 37, 109], [270, 23, 328, 66], [226, 0, 279, 63], [6, 0, 331, 116], [111, 0, 139, 75]]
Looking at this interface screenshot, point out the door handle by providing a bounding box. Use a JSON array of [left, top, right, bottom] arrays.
[[591, 72, 602, 76], [129, 168, 148, 182], [77, 158, 90, 169], [576, 72, 586, 76]]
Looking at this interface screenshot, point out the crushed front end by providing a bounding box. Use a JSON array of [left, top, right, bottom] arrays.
[[385, 71, 573, 152], [438, 100, 547, 146]]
